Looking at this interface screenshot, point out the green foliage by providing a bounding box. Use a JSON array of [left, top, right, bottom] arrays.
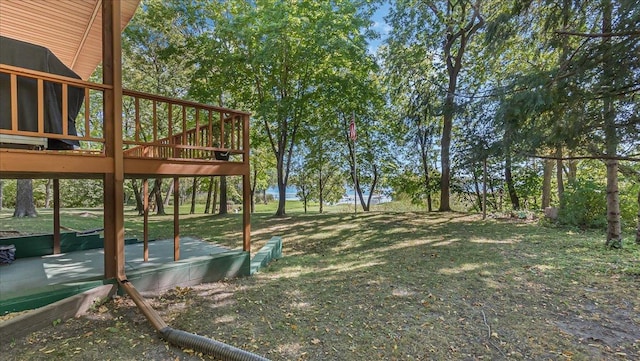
[[619, 178, 639, 231], [60, 180, 104, 208], [558, 179, 607, 229], [513, 164, 542, 209], [389, 167, 440, 209]]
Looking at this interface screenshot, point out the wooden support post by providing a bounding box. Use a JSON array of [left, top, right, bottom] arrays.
[[143, 178, 149, 262], [243, 173, 251, 252], [53, 179, 61, 254], [102, 0, 125, 280], [173, 177, 180, 261], [242, 114, 251, 252]]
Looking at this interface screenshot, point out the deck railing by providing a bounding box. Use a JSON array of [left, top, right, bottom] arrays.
[[0, 64, 249, 162], [122, 90, 249, 162], [0, 64, 107, 152]]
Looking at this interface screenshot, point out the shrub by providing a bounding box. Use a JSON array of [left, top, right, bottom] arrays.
[[558, 179, 606, 229]]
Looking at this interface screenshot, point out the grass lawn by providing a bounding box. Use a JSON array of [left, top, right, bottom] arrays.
[[2, 206, 639, 360]]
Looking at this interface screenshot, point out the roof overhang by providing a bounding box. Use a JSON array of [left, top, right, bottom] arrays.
[[0, 0, 140, 80]]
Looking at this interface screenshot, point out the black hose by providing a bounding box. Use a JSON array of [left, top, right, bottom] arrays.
[[160, 327, 270, 361], [119, 279, 270, 361]]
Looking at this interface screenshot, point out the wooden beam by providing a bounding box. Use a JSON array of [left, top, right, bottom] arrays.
[[37, 79, 44, 134], [173, 177, 180, 261], [143, 178, 149, 262], [243, 172, 251, 252], [243, 114, 251, 252], [123, 158, 247, 177], [0, 285, 116, 344], [0, 151, 113, 177], [62, 84, 68, 136], [102, 0, 125, 280], [53, 179, 61, 254], [10, 74, 18, 131]]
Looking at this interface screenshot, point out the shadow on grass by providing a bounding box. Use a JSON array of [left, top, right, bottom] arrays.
[[4, 210, 639, 361]]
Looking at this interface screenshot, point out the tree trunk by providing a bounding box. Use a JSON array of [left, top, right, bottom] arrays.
[[204, 176, 214, 214], [131, 179, 144, 215], [438, 1, 483, 211], [219, 176, 228, 215], [275, 153, 286, 216], [250, 167, 257, 213], [636, 188, 640, 245], [505, 152, 520, 210], [541, 159, 554, 208], [44, 179, 52, 208], [212, 177, 219, 213], [605, 157, 621, 248], [602, 0, 621, 248], [472, 164, 482, 212], [0, 179, 3, 210], [556, 145, 564, 204], [318, 170, 324, 214], [303, 192, 308, 214], [357, 164, 378, 212], [566, 159, 578, 185], [419, 137, 433, 212], [482, 158, 487, 219], [14, 179, 37, 218], [190, 177, 198, 214], [439, 90, 454, 212], [152, 178, 166, 215], [163, 178, 173, 207]]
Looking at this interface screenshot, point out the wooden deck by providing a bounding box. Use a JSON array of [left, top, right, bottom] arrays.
[[0, 64, 250, 179], [0, 58, 253, 278]]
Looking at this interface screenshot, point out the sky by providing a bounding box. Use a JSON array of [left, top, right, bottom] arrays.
[[368, 1, 392, 54]]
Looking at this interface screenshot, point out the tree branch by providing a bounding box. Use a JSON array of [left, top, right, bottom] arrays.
[[555, 29, 640, 38], [526, 153, 640, 162]]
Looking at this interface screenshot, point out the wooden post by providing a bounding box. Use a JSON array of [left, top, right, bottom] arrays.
[[143, 178, 149, 262], [102, 0, 125, 280], [242, 114, 251, 252], [53, 179, 60, 254], [173, 177, 180, 261]]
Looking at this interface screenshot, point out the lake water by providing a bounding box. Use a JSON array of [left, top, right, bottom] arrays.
[[265, 186, 391, 204]]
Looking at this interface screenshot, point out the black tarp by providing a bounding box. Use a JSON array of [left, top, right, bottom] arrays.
[[0, 36, 83, 149]]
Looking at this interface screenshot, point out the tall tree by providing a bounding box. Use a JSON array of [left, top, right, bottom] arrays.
[[494, 0, 639, 245], [384, 35, 442, 212], [192, 0, 377, 216], [601, 0, 621, 248], [387, 0, 485, 211]]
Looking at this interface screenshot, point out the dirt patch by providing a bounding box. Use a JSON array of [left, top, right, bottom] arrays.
[[555, 299, 640, 351]]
